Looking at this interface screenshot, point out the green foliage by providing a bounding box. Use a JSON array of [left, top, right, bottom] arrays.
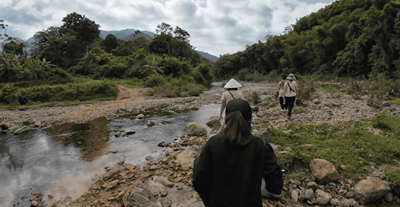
[[0, 79, 118, 106], [251, 92, 261, 103], [212, 0, 400, 79], [385, 168, 400, 185], [267, 114, 400, 177], [145, 74, 166, 87], [246, 71, 266, 82], [103, 34, 119, 53], [34, 12, 100, 68]]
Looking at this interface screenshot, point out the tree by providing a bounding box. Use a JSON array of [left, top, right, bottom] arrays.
[[3, 37, 26, 55], [33, 12, 100, 68], [103, 34, 119, 53]]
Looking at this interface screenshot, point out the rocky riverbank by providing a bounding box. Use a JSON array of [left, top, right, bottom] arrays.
[[3, 82, 400, 207]]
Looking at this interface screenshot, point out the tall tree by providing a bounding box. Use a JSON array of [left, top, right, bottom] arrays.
[[103, 34, 119, 53]]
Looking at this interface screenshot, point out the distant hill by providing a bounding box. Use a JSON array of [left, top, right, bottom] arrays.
[[196, 50, 218, 62], [120, 32, 153, 41], [100, 29, 156, 40], [23, 29, 218, 62]]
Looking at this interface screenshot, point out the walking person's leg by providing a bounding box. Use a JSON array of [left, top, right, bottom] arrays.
[[279, 97, 284, 110], [287, 97, 295, 118]]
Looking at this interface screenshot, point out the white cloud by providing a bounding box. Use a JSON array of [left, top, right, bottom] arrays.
[[0, 0, 335, 56]]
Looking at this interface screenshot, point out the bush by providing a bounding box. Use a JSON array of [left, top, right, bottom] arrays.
[[145, 74, 166, 87], [246, 71, 265, 82], [385, 168, 400, 185]]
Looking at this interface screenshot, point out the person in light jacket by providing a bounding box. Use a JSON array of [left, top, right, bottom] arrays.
[[278, 74, 287, 111], [283, 74, 298, 120], [193, 99, 283, 207], [219, 78, 244, 120]]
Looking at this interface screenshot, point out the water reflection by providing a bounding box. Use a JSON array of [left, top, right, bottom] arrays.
[[0, 104, 221, 206]]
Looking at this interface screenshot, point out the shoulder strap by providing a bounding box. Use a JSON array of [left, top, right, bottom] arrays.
[[288, 82, 295, 93], [228, 90, 235, 100]]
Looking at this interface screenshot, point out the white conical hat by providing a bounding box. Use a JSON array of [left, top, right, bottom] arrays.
[[224, 78, 242, 89]]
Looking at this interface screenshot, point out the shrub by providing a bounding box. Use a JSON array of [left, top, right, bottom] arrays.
[[145, 74, 166, 87], [385, 168, 400, 185]]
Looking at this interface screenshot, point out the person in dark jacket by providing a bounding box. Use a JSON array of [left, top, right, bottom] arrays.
[[192, 99, 283, 207]]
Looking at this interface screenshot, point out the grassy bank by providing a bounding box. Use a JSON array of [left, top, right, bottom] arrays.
[[261, 113, 400, 182], [0, 78, 121, 109]]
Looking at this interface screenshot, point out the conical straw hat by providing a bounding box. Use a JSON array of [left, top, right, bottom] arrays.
[[224, 78, 242, 89]]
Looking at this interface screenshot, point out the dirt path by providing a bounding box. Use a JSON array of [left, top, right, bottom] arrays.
[[69, 85, 140, 120]]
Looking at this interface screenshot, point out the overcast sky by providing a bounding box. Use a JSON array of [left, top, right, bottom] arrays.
[[0, 0, 335, 56]]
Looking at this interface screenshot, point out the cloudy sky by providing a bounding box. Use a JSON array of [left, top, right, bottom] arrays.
[[0, 0, 335, 56]]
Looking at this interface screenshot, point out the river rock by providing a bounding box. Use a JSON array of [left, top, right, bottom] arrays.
[[330, 198, 340, 206], [206, 116, 221, 128], [0, 123, 10, 130], [310, 159, 339, 184], [355, 177, 390, 203], [18, 106, 27, 111], [123, 130, 136, 136], [346, 191, 355, 198], [306, 182, 318, 191], [254, 128, 271, 142], [160, 188, 168, 197], [137, 114, 145, 119], [341, 198, 351, 207], [304, 188, 314, 200], [385, 192, 394, 203], [382, 101, 391, 107], [23, 120, 35, 126], [155, 178, 174, 188], [14, 126, 30, 135], [115, 131, 121, 138], [315, 189, 332, 205], [291, 189, 298, 203], [31, 200, 39, 206], [126, 182, 160, 207], [313, 99, 321, 104], [296, 99, 303, 106], [147, 121, 156, 126], [185, 122, 207, 136]]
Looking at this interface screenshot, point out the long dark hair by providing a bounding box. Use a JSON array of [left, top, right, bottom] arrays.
[[223, 110, 252, 146]]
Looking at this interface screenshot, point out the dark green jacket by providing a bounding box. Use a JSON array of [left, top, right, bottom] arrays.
[[192, 133, 283, 207]]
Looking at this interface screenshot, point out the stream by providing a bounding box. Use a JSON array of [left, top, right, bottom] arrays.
[[0, 82, 275, 206]]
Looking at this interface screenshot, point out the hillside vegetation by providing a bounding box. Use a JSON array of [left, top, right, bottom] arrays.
[[0, 13, 213, 107], [212, 0, 400, 80]]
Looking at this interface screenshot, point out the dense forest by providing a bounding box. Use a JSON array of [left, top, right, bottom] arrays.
[[212, 0, 400, 80]]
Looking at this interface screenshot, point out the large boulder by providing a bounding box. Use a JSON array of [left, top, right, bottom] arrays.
[[355, 177, 390, 203], [185, 122, 207, 136], [310, 159, 339, 184]]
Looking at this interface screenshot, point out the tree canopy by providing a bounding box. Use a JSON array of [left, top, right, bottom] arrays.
[[212, 0, 400, 79]]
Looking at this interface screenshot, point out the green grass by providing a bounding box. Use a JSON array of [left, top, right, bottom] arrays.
[[385, 168, 400, 185], [388, 99, 400, 105], [0, 79, 119, 108], [264, 114, 400, 177], [314, 84, 340, 93]]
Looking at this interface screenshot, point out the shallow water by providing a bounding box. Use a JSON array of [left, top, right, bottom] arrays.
[[0, 104, 220, 206]]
